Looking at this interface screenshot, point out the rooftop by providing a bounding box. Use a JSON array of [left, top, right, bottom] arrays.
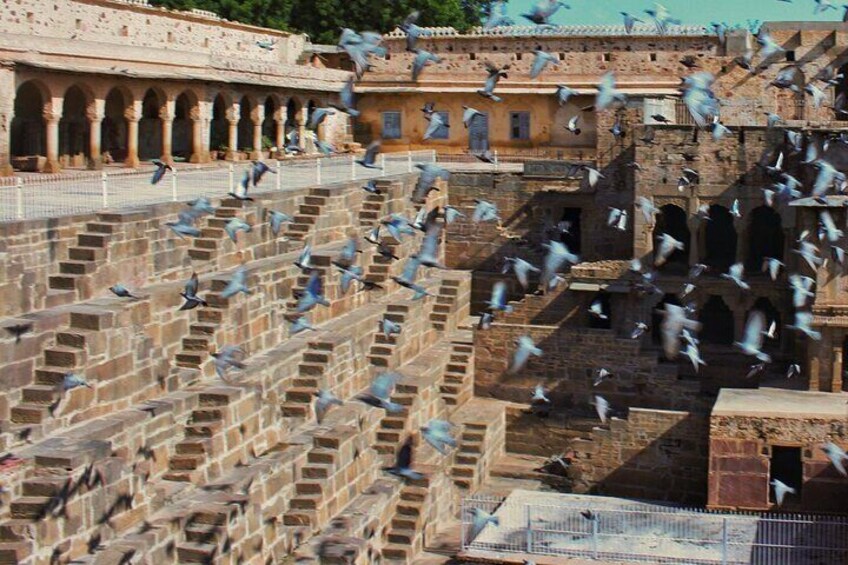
[[712, 387, 848, 419], [385, 24, 712, 39]]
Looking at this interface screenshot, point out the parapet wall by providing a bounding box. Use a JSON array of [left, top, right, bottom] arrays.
[[1, 0, 305, 65]]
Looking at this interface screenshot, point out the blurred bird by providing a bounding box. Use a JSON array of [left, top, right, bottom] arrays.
[[588, 299, 607, 320], [295, 244, 312, 273], [655, 233, 684, 266], [593, 368, 613, 387], [630, 322, 649, 339], [381, 317, 402, 338], [468, 508, 500, 540], [4, 323, 32, 344], [530, 50, 559, 79], [211, 346, 246, 380], [735, 311, 772, 363], [822, 442, 848, 476], [411, 49, 441, 81], [166, 211, 201, 239], [721, 263, 750, 290], [356, 141, 383, 169], [660, 303, 702, 359], [510, 335, 542, 373], [179, 273, 207, 311], [228, 170, 253, 201], [412, 163, 450, 203], [487, 281, 513, 313], [289, 316, 315, 335], [788, 311, 822, 341], [541, 242, 580, 288], [621, 12, 643, 34], [556, 85, 578, 106], [251, 161, 275, 186], [472, 199, 500, 223], [268, 210, 293, 236], [770, 479, 795, 506], [789, 274, 815, 308], [423, 112, 449, 141], [596, 72, 626, 111], [502, 257, 540, 290], [591, 395, 610, 424], [357, 372, 403, 413], [786, 363, 801, 379], [297, 272, 330, 313], [63, 372, 92, 391], [221, 266, 250, 299], [331, 76, 360, 117], [150, 159, 172, 185], [224, 218, 252, 243], [566, 115, 582, 135], [109, 284, 137, 299], [444, 205, 465, 224], [314, 389, 343, 424], [421, 419, 457, 455], [478, 63, 509, 102], [685, 342, 706, 372]]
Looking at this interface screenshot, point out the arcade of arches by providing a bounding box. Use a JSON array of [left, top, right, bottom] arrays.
[[3, 74, 331, 174]]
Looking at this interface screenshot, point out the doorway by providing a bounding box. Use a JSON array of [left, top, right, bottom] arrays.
[[468, 112, 489, 152], [769, 446, 802, 504], [560, 208, 582, 254]]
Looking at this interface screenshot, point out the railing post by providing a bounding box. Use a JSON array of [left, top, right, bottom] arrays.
[[460, 498, 467, 550], [101, 171, 109, 209], [228, 163, 234, 191], [407, 151, 413, 173], [350, 154, 356, 181], [171, 168, 178, 202], [276, 160, 282, 191], [15, 177, 23, 219], [525, 504, 532, 553], [721, 517, 728, 565], [380, 153, 386, 176], [316, 158, 322, 185], [591, 515, 599, 559], [494, 150, 499, 172]]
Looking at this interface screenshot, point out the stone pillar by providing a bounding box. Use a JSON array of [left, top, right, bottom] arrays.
[[189, 106, 204, 163], [87, 101, 105, 170], [44, 111, 61, 173], [160, 100, 175, 165], [123, 102, 141, 168], [299, 106, 311, 153], [251, 105, 264, 160], [226, 119, 238, 161], [275, 106, 287, 150], [832, 338, 843, 393], [0, 67, 14, 176]]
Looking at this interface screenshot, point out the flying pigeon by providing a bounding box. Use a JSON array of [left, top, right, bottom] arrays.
[[211, 346, 246, 380], [109, 284, 137, 299], [510, 335, 543, 373], [296, 271, 330, 313], [734, 311, 772, 363], [314, 389, 343, 424], [63, 372, 92, 391], [770, 479, 795, 506], [357, 372, 403, 413], [421, 419, 457, 455], [179, 273, 207, 311], [221, 266, 250, 299], [150, 159, 172, 185]]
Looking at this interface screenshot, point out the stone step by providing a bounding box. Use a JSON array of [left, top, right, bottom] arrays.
[[287, 223, 310, 233], [56, 329, 98, 351], [21, 385, 60, 405], [188, 248, 217, 262], [190, 323, 218, 336], [9, 497, 50, 520], [69, 247, 105, 261], [86, 221, 118, 234], [298, 363, 326, 377], [302, 352, 330, 364], [382, 543, 411, 561], [194, 238, 219, 250], [198, 310, 223, 324], [35, 366, 67, 386], [176, 439, 213, 456], [381, 417, 407, 430], [200, 227, 225, 239], [295, 482, 324, 496], [44, 289, 76, 309], [283, 510, 317, 527], [77, 232, 110, 248], [184, 421, 224, 438], [191, 408, 225, 422], [451, 465, 476, 478], [388, 528, 416, 545], [299, 205, 321, 216], [289, 494, 323, 510], [184, 524, 221, 545], [48, 275, 80, 291], [285, 387, 316, 404], [301, 464, 332, 480], [377, 431, 402, 443], [400, 487, 429, 503], [21, 477, 68, 498], [59, 261, 96, 275], [10, 404, 50, 425], [396, 503, 422, 517], [43, 345, 86, 368], [182, 337, 210, 351], [304, 196, 326, 206], [306, 449, 336, 465], [392, 516, 419, 531], [293, 377, 319, 388], [176, 352, 206, 368], [176, 542, 218, 563], [163, 470, 203, 483], [280, 402, 309, 418], [169, 454, 206, 471], [0, 521, 33, 543], [0, 541, 32, 563]]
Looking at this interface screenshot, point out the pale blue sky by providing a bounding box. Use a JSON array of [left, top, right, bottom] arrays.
[[504, 0, 846, 27]]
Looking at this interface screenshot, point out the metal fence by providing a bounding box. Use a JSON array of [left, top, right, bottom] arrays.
[[461, 495, 848, 565], [0, 150, 436, 222]]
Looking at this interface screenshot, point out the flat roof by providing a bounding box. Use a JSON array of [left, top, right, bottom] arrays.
[[712, 387, 848, 419]]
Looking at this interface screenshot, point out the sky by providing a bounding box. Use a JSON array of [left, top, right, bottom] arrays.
[[503, 0, 846, 28]]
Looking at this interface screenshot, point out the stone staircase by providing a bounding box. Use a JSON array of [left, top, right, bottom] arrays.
[[449, 399, 508, 492], [382, 475, 434, 564], [164, 389, 239, 483], [280, 340, 338, 420], [438, 333, 475, 410], [367, 304, 408, 368], [429, 277, 467, 332], [188, 199, 256, 263], [359, 188, 388, 228], [286, 187, 332, 242]]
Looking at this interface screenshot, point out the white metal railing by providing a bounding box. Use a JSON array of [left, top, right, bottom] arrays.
[[461, 495, 848, 565], [0, 151, 435, 222]]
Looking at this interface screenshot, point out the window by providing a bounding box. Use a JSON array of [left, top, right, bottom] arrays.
[[509, 112, 530, 141], [382, 112, 402, 139], [430, 111, 450, 140]]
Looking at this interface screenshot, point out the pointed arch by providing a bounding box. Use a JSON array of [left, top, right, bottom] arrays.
[[700, 295, 734, 345], [173, 90, 198, 161], [237, 94, 255, 151], [704, 204, 737, 273], [654, 204, 690, 271], [11, 80, 52, 158], [59, 84, 95, 164], [101, 86, 133, 163], [746, 206, 784, 271], [139, 87, 165, 160]]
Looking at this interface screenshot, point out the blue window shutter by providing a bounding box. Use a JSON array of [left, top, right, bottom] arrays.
[[382, 112, 401, 139], [519, 112, 530, 140]]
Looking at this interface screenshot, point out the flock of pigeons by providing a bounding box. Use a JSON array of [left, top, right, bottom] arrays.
[[7, 0, 848, 554]]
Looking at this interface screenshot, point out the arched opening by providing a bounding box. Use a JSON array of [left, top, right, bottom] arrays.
[[652, 294, 682, 347], [751, 297, 781, 353], [237, 96, 253, 152], [173, 92, 195, 161], [59, 85, 90, 166], [210, 94, 228, 155], [139, 88, 163, 161], [700, 295, 734, 345], [559, 207, 582, 255], [262, 96, 278, 150], [286, 98, 302, 137], [837, 64, 848, 122], [588, 291, 611, 330], [746, 206, 784, 271], [704, 205, 737, 273], [655, 204, 690, 272], [11, 81, 47, 158], [102, 87, 130, 163]]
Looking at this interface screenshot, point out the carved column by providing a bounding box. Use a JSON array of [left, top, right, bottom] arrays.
[[251, 105, 265, 160], [275, 104, 287, 150], [832, 337, 843, 393], [0, 67, 14, 175], [190, 105, 205, 163], [87, 99, 105, 170], [125, 104, 141, 169], [160, 100, 175, 165], [44, 110, 62, 173], [300, 106, 311, 153]]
